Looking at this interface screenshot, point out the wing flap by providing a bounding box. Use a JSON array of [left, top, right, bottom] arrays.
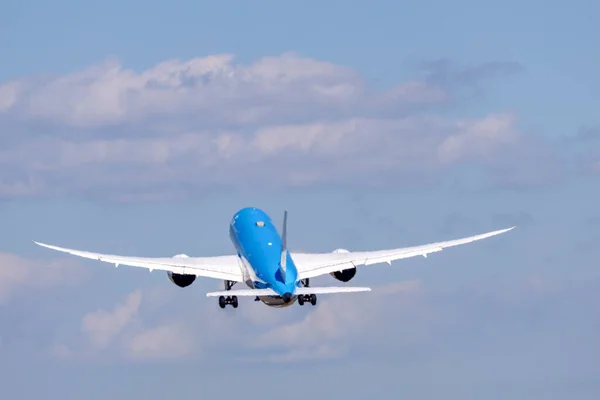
[[33, 241, 244, 282]]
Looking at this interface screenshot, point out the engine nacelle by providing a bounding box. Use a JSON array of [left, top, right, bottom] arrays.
[[329, 248, 357, 282], [330, 268, 357, 282], [168, 271, 196, 287], [167, 254, 196, 288], [332, 249, 350, 253]]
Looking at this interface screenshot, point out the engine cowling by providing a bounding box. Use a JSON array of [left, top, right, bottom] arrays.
[[167, 254, 196, 288], [329, 248, 357, 282]]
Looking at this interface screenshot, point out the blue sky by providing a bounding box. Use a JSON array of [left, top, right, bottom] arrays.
[[1, 0, 600, 399]]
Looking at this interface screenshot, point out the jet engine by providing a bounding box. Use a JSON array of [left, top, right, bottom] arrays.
[[329, 248, 357, 282], [167, 254, 196, 288]]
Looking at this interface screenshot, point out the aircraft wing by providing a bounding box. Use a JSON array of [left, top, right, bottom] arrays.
[[292, 226, 515, 280], [33, 241, 244, 282]]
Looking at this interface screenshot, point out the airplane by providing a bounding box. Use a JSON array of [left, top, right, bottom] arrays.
[[33, 207, 515, 309]]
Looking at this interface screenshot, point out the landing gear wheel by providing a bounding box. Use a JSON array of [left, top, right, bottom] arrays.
[[298, 294, 317, 306], [218, 296, 226, 309], [232, 296, 238, 308]]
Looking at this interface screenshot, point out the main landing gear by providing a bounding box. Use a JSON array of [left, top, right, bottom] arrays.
[[219, 280, 238, 309], [219, 295, 238, 309], [297, 294, 317, 306], [298, 278, 317, 306]]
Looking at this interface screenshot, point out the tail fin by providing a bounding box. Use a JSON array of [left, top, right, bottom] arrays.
[[280, 210, 288, 281]]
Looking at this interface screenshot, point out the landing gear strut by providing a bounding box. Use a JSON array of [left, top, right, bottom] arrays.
[[298, 278, 317, 306], [219, 280, 238, 309]]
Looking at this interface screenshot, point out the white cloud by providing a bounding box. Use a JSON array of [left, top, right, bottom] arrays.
[[437, 112, 520, 164], [0, 53, 376, 127], [0, 112, 550, 200], [0, 52, 559, 200], [49, 343, 72, 359], [51, 281, 424, 363], [247, 280, 423, 362], [0, 252, 88, 304], [55, 288, 201, 361], [0, 81, 20, 111], [82, 290, 142, 348], [127, 323, 195, 360], [48, 272, 598, 367]]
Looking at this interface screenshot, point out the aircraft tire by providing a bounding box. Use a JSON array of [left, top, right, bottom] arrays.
[[310, 294, 317, 306], [298, 296, 305, 306], [219, 296, 226, 308], [232, 296, 238, 308]]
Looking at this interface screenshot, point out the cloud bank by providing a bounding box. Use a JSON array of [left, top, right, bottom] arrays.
[[45, 272, 600, 371], [0, 52, 564, 201]]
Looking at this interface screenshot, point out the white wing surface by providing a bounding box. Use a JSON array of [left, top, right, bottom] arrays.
[[292, 226, 515, 280], [33, 241, 244, 282]]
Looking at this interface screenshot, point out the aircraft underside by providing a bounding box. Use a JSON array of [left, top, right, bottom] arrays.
[[217, 279, 317, 309]]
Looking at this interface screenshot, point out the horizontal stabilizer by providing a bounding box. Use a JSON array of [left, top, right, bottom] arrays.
[[295, 286, 371, 295], [206, 286, 371, 297], [207, 289, 276, 297]]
